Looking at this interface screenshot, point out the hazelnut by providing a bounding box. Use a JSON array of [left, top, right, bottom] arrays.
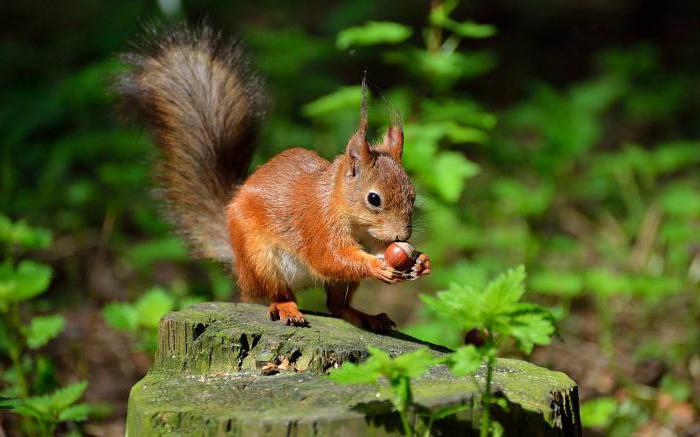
[[384, 242, 418, 271]]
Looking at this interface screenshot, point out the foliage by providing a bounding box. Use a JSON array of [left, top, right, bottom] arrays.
[[2, 0, 700, 434], [331, 266, 555, 436], [102, 287, 191, 353], [0, 216, 95, 434], [0, 381, 92, 435], [329, 346, 443, 435]]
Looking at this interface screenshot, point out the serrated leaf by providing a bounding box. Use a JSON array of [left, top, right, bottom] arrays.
[[102, 302, 139, 332], [337, 21, 412, 50], [135, 288, 175, 329], [23, 315, 65, 349], [448, 345, 483, 376], [57, 403, 90, 422], [505, 304, 556, 354], [483, 266, 526, 314], [48, 381, 88, 412]]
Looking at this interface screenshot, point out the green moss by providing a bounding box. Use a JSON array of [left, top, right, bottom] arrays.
[[128, 303, 581, 436]]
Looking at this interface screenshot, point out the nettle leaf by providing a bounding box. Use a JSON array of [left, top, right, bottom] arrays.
[[48, 380, 88, 412], [302, 86, 362, 119], [135, 288, 175, 329], [57, 403, 90, 422], [102, 302, 139, 332], [505, 304, 556, 354], [0, 260, 53, 306], [448, 345, 483, 376], [482, 266, 526, 315], [23, 315, 66, 349], [336, 21, 412, 50], [420, 266, 556, 355]]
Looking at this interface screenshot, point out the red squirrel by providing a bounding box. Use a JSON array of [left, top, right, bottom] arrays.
[[116, 25, 431, 332]]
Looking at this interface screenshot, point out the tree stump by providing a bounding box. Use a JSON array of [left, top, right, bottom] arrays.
[[127, 303, 581, 436]]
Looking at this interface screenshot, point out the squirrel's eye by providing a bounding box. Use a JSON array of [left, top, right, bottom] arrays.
[[367, 192, 382, 208]]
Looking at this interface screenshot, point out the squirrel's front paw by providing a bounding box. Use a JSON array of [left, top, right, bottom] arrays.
[[410, 252, 431, 278], [370, 257, 412, 284]]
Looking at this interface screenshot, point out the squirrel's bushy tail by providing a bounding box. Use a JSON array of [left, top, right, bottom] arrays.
[[115, 24, 266, 263]]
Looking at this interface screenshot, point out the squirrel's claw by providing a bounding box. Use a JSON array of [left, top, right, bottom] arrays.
[[269, 302, 308, 327]]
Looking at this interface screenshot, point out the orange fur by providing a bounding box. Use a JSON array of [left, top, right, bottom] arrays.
[[117, 24, 430, 332]]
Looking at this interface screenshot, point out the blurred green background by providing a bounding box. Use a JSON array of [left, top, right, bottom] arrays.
[[1, 0, 699, 435]]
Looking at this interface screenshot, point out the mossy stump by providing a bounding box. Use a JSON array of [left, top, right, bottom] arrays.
[[127, 302, 581, 436]]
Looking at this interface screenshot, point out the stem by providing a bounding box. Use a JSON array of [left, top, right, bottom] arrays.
[[399, 409, 413, 437], [480, 353, 495, 437], [8, 304, 29, 398], [428, 0, 443, 53]]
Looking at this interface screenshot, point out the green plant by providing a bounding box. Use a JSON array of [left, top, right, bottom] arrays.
[[0, 215, 95, 434], [0, 380, 91, 435], [102, 287, 189, 353], [421, 266, 556, 436], [329, 346, 443, 436], [330, 266, 556, 436]]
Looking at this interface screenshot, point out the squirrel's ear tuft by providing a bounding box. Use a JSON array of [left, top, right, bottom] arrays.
[[345, 78, 371, 176], [375, 107, 403, 161]]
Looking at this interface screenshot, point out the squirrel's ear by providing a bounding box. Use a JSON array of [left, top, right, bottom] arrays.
[[346, 78, 371, 176], [375, 107, 403, 161], [378, 125, 404, 161], [346, 133, 371, 176]]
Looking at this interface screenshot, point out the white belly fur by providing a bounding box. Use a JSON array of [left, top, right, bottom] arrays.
[[278, 249, 315, 290]]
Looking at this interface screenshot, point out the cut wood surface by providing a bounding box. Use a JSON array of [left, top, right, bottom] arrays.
[[127, 302, 582, 436]]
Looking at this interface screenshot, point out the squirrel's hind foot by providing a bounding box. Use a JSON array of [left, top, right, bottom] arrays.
[[269, 301, 308, 327]]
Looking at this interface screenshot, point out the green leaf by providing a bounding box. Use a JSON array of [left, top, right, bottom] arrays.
[[391, 347, 443, 378], [328, 361, 380, 385], [0, 260, 53, 307], [580, 397, 617, 428], [337, 21, 412, 50], [102, 302, 139, 332], [47, 381, 88, 412], [505, 304, 556, 354], [429, 151, 479, 202], [448, 345, 483, 376], [0, 215, 52, 249], [135, 288, 175, 328], [482, 266, 527, 314], [57, 403, 90, 422], [23, 315, 65, 349], [302, 86, 362, 118], [429, 0, 496, 38]]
